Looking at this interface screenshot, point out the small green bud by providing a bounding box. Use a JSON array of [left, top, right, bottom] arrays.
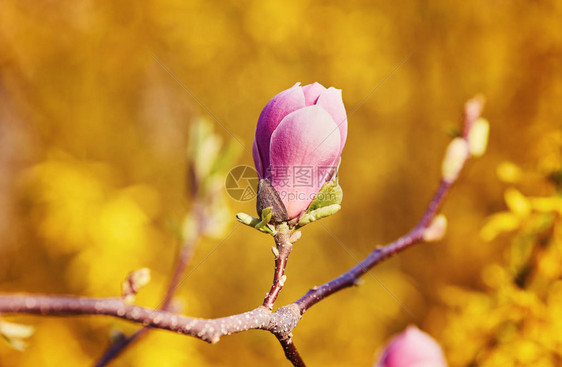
[[298, 204, 342, 227], [467, 118, 489, 157], [236, 212, 260, 226], [256, 207, 273, 229], [307, 180, 343, 212], [423, 215, 448, 242], [441, 138, 469, 182]]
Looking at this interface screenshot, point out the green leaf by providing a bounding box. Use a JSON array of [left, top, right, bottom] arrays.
[[235, 212, 275, 235], [298, 204, 341, 227], [307, 180, 343, 212], [236, 212, 260, 227], [256, 206, 273, 228]]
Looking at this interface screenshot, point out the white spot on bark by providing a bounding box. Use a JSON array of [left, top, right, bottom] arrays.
[[25, 299, 36, 308]]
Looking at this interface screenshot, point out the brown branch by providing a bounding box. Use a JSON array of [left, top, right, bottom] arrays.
[[293, 96, 484, 315], [93, 245, 197, 367], [0, 175, 456, 366], [295, 180, 452, 313], [161, 239, 198, 309], [263, 229, 294, 310], [94, 208, 203, 366], [277, 335, 306, 367], [93, 328, 147, 367], [0, 295, 301, 343], [0, 178, 459, 365], [0, 98, 484, 366]]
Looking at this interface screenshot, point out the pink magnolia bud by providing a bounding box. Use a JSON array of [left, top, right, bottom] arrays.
[[376, 326, 448, 367], [253, 82, 347, 219]]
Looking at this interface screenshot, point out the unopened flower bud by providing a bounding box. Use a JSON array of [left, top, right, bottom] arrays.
[[376, 326, 448, 367], [236, 212, 258, 226], [467, 118, 489, 157], [122, 268, 151, 303], [423, 215, 447, 242], [441, 138, 469, 182], [253, 82, 348, 219]]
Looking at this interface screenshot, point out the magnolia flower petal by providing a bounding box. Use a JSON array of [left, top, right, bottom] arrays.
[[316, 87, 348, 155], [252, 140, 264, 178], [255, 84, 306, 172], [302, 82, 327, 106], [269, 105, 341, 218], [378, 326, 448, 367]]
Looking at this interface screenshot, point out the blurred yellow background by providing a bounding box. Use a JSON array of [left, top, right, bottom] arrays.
[[1, 1, 561, 366]]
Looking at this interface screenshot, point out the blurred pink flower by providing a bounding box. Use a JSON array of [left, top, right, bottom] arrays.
[[376, 326, 448, 367], [253, 82, 347, 219]]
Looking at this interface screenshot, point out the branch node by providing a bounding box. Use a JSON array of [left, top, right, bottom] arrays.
[[423, 214, 448, 242], [267, 304, 301, 337]]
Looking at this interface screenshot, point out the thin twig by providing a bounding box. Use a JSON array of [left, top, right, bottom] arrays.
[[295, 180, 452, 313], [277, 335, 306, 367], [161, 239, 199, 309], [94, 207, 203, 366], [263, 230, 293, 310], [93, 329, 147, 367]]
